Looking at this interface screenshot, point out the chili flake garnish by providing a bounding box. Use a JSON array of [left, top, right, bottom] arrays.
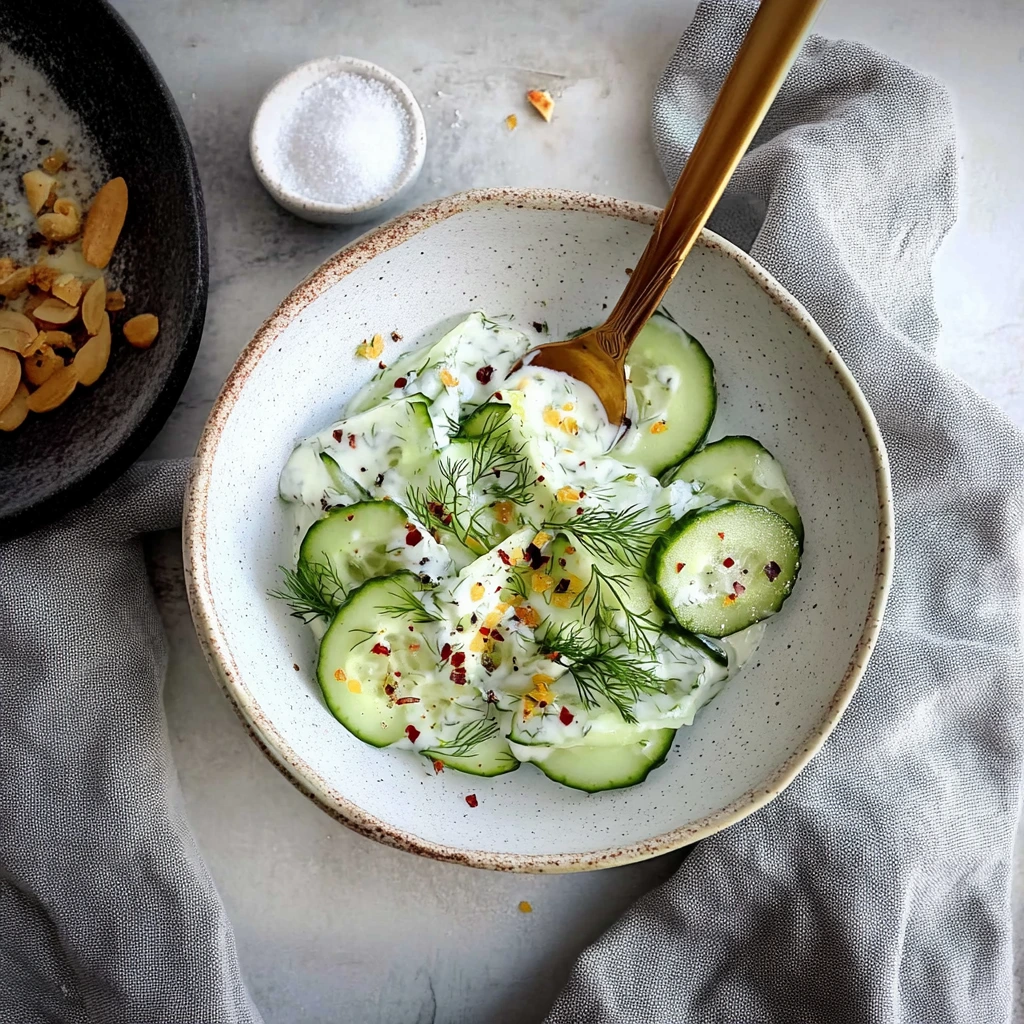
[[465, 794, 478, 808], [723, 593, 737, 605], [559, 705, 574, 726], [347, 513, 354, 521], [497, 548, 511, 565], [525, 543, 549, 570], [391, 330, 402, 342], [395, 696, 420, 705], [717, 532, 725, 540], [553, 577, 571, 595], [384, 683, 395, 697], [764, 561, 782, 582], [675, 562, 685, 573], [450, 651, 466, 668], [406, 527, 423, 546], [518, 901, 532, 913], [405, 724, 420, 743], [450, 667, 468, 685], [332, 429, 343, 443], [491, 629, 505, 642], [433, 760, 445, 774], [348, 433, 357, 449], [371, 642, 391, 656], [479, 626, 491, 636], [440, 643, 452, 663], [393, 376, 408, 388], [476, 365, 494, 385], [333, 668, 346, 682], [723, 557, 735, 568], [733, 582, 746, 595]]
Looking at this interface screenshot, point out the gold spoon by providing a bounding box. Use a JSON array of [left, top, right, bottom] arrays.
[[512, 0, 825, 422]]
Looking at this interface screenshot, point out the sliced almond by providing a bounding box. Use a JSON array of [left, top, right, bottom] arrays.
[[23, 169, 57, 215], [37, 197, 81, 243], [123, 313, 159, 349], [81, 276, 106, 335], [526, 89, 555, 122], [23, 342, 63, 386], [31, 263, 60, 293], [0, 381, 29, 432], [26, 362, 77, 413], [0, 349, 20, 410], [82, 177, 128, 268], [41, 150, 68, 175], [40, 330, 74, 350], [31, 297, 79, 326], [74, 314, 111, 386], [0, 310, 38, 341], [105, 288, 126, 312], [51, 273, 84, 306], [0, 257, 15, 280], [0, 266, 32, 299], [23, 292, 47, 317]]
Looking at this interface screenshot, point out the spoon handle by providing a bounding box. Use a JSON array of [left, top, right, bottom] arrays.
[[598, 0, 824, 362]]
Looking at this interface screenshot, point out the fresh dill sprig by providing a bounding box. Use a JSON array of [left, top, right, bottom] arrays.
[[269, 560, 346, 623], [542, 504, 666, 570], [502, 568, 531, 604], [574, 563, 663, 657], [536, 623, 663, 723], [375, 582, 441, 623], [422, 716, 500, 759], [479, 313, 514, 331]]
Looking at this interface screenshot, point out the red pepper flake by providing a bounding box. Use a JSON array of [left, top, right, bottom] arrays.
[[497, 548, 511, 565], [378, 360, 387, 370], [405, 724, 420, 743], [723, 557, 735, 568], [371, 642, 391, 656], [476, 365, 494, 385], [393, 671, 401, 678], [391, 330, 402, 342], [395, 696, 420, 705], [764, 561, 782, 582], [733, 581, 746, 595], [347, 433, 357, 449], [579, 460, 587, 468], [717, 532, 725, 540], [491, 629, 505, 642], [536, 475, 545, 483], [405, 527, 423, 546], [332, 429, 343, 443], [293, 663, 300, 671], [384, 683, 395, 697], [553, 577, 571, 594], [559, 705, 574, 726], [347, 513, 354, 521], [479, 626, 491, 637], [450, 651, 466, 667], [486, 690, 498, 703], [450, 667, 467, 685], [675, 562, 685, 573], [525, 543, 548, 570], [440, 642, 452, 663], [433, 759, 444, 774], [394, 377, 408, 388], [465, 794, 478, 808]]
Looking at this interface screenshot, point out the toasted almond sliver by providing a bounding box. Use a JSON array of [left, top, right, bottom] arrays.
[[23, 169, 57, 216], [81, 276, 106, 335], [23, 343, 63, 386], [26, 363, 77, 413], [0, 381, 29, 432], [37, 197, 81, 243], [0, 349, 21, 409], [0, 310, 39, 337], [39, 330, 74, 351], [123, 313, 159, 349], [31, 263, 60, 293], [82, 177, 128, 269], [31, 297, 79, 326], [0, 266, 32, 299], [51, 273, 84, 306], [74, 314, 111, 386], [105, 288, 125, 312], [0, 329, 33, 355]]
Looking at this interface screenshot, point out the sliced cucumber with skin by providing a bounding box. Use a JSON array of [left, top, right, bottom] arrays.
[[663, 623, 729, 668], [423, 723, 519, 777], [317, 572, 438, 747], [662, 435, 803, 541], [512, 726, 676, 792], [647, 501, 801, 637], [299, 501, 450, 604], [613, 313, 716, 476]]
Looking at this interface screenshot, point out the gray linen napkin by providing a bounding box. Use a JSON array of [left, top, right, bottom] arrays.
[[0, 461, 261, 1023], [548, 1, 1024, 1022]]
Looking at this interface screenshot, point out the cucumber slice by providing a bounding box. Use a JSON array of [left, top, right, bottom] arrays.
[[317, 398, 435, 497], [613, 313, 716, 475], [299, 501, 451, 604], [662, 435, 803, 541], [663, 623, 729, 667], [647, 501, 801, 637], [513, 726, 676, 792], [317, 572, 438, 747], [319, 453, 371, 504], [423, 724, 519, 777], [460, 401, 515, 441]]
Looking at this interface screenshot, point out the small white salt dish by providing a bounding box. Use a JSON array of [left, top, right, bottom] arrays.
[[250, 56, 426, 225]]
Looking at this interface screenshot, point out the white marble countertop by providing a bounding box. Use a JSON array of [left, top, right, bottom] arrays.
[[112, 0, 1024, 1020]]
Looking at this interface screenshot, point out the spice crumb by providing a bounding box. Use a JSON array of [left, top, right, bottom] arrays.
[[465, 793, 479, 808], [518, 901, 533, 913]]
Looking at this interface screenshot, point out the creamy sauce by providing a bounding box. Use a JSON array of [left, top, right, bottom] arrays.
[[279, 312, 765, 758]]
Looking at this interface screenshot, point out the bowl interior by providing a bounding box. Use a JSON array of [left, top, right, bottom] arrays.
[[0, 0, 206, 536], [190, 192, 887, 869]]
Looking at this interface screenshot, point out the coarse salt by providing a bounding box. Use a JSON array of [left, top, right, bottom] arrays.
[[274, 72, 413, 207]]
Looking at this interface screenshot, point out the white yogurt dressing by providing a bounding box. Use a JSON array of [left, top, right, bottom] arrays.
[[279, 312, 766, 758]]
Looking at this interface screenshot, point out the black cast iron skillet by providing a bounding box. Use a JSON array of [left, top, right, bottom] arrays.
[[0, 0, 207, 538]]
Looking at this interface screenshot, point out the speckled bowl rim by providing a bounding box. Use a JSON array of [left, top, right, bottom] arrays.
[[249, 56, 427, 219], [184, 187, 894, 874]]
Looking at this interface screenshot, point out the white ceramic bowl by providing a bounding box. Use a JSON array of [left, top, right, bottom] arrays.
[[185, 188, 893, 872], [249, 56, 426, 225]]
